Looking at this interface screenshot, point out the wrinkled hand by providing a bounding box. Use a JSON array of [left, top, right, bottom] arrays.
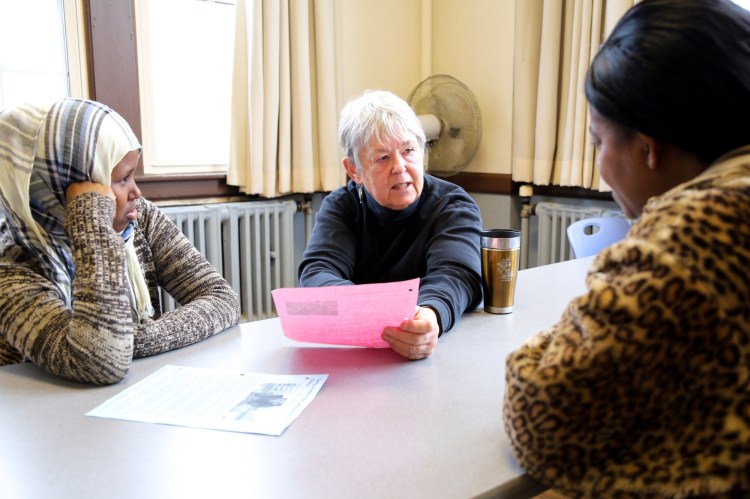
[[382, 306, 440, 360], [66, 181, 115, 203]]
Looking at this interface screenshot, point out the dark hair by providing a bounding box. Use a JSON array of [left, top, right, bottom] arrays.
[[585, 0, 750, 164]]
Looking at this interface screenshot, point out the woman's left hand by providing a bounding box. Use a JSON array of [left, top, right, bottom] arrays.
[[382, 306, 440, 360]]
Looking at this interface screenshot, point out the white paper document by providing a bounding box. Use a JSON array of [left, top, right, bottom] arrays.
[[86, 365, 328, 436]]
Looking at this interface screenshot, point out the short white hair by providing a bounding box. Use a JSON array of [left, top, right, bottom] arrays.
[[338, 90, 426, 171]]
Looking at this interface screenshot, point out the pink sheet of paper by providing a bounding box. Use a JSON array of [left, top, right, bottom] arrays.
[[271, 278, 420, 348]]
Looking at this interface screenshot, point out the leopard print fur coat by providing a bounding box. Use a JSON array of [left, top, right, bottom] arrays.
[[504, 148, 750, 498]]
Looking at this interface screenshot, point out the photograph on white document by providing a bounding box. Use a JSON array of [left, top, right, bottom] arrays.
[[86, 365, 328, 436]]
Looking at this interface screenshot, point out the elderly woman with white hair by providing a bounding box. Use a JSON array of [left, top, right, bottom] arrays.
[[299, 90, 483, 360]]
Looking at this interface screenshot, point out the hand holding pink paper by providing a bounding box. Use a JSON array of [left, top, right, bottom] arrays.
[[271, 278, 420, 348]]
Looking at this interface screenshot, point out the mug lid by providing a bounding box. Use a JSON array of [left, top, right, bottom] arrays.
[[481, 229, 521, 250]]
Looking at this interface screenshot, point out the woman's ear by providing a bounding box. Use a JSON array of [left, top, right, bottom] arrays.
[[639, 134, 660, 170], [343, 157, 359, 182]]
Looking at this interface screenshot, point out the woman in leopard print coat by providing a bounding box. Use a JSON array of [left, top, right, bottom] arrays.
[[503, 1, 750, 497]]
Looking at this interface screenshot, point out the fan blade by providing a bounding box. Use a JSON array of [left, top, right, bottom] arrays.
[[431, 85, 474, 129]]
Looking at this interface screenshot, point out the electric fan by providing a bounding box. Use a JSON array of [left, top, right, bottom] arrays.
[[407, 74, 482, 177]]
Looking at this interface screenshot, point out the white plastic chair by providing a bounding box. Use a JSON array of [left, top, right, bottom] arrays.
[[567, 216, 631, 258]]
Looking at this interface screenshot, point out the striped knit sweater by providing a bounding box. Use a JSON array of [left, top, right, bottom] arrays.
[[0, 193, 240, 384]]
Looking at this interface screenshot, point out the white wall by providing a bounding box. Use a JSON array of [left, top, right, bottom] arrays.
[[431, 0, 515, 176], [335, 0, 515, 176], [336, 0, 423, 107]]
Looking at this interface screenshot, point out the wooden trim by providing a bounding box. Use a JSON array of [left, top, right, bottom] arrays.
[[512, 181, 614, 200], [86, 0, 142, 142], [445, 172, 614, 201], [81, 1, 94, 96], [135, 174, 240, 201], [447, 172, 513, 194]]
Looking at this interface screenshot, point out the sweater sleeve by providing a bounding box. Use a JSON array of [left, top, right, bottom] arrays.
[[131, 199, 240, 357], [417, 193, 482, 333], [299, 185, 483, 332], [0, 193, 135, 384], [298, 190, 358, 287]]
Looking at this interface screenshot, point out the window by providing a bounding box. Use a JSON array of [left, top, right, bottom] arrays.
[[135, 0, 236, 175], [0, 0, 87, 108]]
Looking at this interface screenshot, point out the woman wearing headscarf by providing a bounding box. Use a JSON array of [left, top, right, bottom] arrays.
[[298, 90, 483, 360], [0, 98, 240, 385], [503, 0, 750, 496]]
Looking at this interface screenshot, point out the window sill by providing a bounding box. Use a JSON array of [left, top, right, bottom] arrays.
[[136, 173, 240, 201]]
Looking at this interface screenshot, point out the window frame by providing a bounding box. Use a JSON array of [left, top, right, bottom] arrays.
[[134, 0, 236, 177], [0, 0, 87, 108], [84, 0, 239, 201], [64, 0, 89, 99]]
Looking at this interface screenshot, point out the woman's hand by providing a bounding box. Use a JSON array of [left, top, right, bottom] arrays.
[[382, 306, 440, 360], [66, 181, 115, 203]]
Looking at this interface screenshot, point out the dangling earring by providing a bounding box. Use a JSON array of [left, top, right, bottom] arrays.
[[358, 183, 363, 204]]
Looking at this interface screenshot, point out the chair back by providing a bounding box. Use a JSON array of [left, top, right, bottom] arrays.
[[566, 216, 630, 258]]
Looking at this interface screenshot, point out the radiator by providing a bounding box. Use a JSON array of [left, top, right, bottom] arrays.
[[529, 202, 624, 267], [160, 200, 298, 322]]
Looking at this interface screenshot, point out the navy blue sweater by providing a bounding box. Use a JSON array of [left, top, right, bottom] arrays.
[[299, 174, 482, 333]]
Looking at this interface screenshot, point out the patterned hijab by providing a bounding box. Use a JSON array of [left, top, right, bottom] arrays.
[[0, 98, 151, 318]]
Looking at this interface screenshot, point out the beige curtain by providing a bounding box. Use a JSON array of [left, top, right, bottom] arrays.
[[228, 0, 343, 198], [512, 0, 635, 189]]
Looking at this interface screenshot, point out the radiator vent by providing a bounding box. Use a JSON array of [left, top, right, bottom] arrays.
[[160, 200, 298, 322], [533, 202, 624, 267]]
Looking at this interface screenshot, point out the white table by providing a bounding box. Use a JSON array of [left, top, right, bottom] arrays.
[[0, 257, 594, 499]]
